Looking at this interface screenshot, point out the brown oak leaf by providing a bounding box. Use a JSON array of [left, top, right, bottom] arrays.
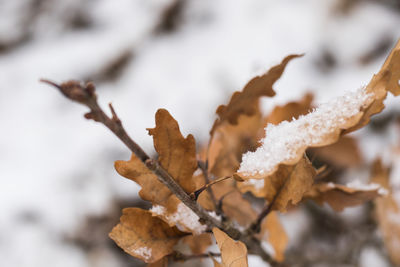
[[148, 108, 197, 194], [304, 182, 383, 212], [182, 233, 213, 255], [258, 212, 288, 263], [209, 112, 264, 178], [239, 155, 316, 212], [109, 208, 184, 263], [115, 154, 171, 208], [347, 39, 400, 133], [116, 109, 205, 234], [238, 40, 400, 180], [309, 136, 362, 168], [147, 109, 204, 233], [210, 54, 303, 135], [220, 190, 258, 228], [212, 228, 248, 267]]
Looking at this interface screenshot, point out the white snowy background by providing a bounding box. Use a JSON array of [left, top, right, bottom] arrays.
[[1, 0, 400, 266]]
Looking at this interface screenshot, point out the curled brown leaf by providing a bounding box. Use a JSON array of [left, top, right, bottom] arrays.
[[304, 182, 383, 212], [211, 54, 303, 135]]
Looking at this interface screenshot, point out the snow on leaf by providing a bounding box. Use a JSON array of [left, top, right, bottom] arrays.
[[212, 228, 248, 267], [239, 155, 316, 212], [150, 203, 207, 235], [208, 112, 264, 178], [238, 40, 400, 180], [304, 181, 383, 212], [236, 93, 317, 209], [109, 208, 184, 263], [238, 88, 371, 178]]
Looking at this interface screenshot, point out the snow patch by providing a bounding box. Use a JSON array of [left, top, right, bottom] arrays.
[[207, 210, 222, 221], [359, 246, 389, 267], [151, 203, 207, 235], [243, 178, 265, 190], [261, 241, 276, 258], [131, 247, 152, 261], [239, 88, 372, 176], [326, 182, 335, 188], [346, 180, 388, 195]]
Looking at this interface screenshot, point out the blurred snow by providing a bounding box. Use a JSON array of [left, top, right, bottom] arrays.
[[1, 0, 400, 266], [360, 246, 389, 267]]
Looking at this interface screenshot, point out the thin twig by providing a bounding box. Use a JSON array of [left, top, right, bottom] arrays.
[[41, 79, 149, 162], [145, 159, 230, 232], [198, 160, 219, 212], [41, 79, 241, 237], [190, 175, 232, 201], [246, 194, 278, 235], [245, 167, 295, 235], [42, 79, 276, 264]]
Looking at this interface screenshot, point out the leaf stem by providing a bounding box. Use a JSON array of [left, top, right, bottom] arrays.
[[190, 175, 232, 201], [197, 160, 219, 212]]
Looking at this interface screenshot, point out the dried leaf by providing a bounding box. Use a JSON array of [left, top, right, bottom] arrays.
[[371, 159, 400, 265], [212, 228, 248, 267], [304, 182, 383, 212], [209, 113, 263, 178], [309, 136, 362, 168], [221, 190, 258, 227], [238, 40, 400, 180], [109, 208, 184, 263], [211, 54, 302, 134], [115, 110, 197, 210], [197, 188, 216, 212], [116, 155, 204, 233], [115, 154, 173, 208], [148, 108, 197, 194], [258, 212, 288, 262], [116, 109, 206, 234], [182, 233, 213, 255], [150, 202, 207, 235], [347, 39, 400, 133], [239, 155, 316, 212]]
